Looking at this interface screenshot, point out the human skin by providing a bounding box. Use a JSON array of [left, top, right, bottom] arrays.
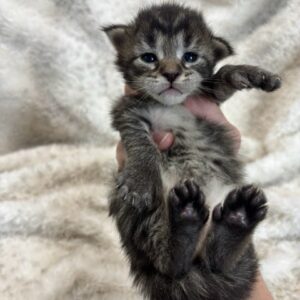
[[116, 88, 273, 300]]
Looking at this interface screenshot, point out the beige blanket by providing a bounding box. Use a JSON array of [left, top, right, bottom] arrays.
[[0, 0, 299, 299]]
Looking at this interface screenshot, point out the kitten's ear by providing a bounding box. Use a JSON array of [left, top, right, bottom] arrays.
[[102, 25, 129, 52], [212, 37, 234, 61]]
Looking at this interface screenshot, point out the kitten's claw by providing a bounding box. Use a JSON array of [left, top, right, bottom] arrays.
[[117, 174, 154, 211], [213, 185, 268, 231]]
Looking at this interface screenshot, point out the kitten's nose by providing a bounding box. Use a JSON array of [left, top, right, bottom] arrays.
[[162, 72, 180, 83]]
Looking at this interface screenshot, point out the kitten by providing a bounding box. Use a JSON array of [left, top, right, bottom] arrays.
[[104, 4, 281, 300]]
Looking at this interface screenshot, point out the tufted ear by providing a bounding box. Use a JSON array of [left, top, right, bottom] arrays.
[[102, 25, 129, 52], [212, 37, 234, 62]]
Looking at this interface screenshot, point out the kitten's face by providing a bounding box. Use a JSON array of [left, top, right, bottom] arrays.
[[132, 32, 210, 105], [104, 4, 233, 105]]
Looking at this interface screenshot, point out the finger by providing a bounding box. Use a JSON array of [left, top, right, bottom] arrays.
[[152, 131, 174, 150], [184, 96, 241, 152], [184, 96, 224, 123], [226, 123, 241, 151], [116, 141, 126, 171]]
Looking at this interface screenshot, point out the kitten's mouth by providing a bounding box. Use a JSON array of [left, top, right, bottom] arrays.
[[158, 86, 183, 96]]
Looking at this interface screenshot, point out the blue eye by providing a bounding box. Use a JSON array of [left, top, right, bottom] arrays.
[[183, 52, 198, 63], [141, 53, 157, 63]]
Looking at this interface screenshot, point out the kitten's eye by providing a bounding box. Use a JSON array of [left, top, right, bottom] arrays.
[[140, 53, 157, 63], [183, 52, 198, 63]]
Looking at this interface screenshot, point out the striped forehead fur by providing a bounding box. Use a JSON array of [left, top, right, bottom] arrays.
[[135, 4, 212, 49]]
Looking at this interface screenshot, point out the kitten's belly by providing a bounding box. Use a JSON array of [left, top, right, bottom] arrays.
[[145, 105, 237, 207], [161, 167, 234, 208]]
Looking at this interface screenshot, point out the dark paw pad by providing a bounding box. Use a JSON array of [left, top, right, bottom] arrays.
[[169, 180, 209, 225], [247, 70, 281, 92], [213, 185, 267, 231]]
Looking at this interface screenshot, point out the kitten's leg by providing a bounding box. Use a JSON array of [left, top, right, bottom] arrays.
[[112, 102, 162, 211], [168, 180, 209, 278], [201, 65, 281, 102], [205, 185, 267, 272], [110, 179, 209, 279]]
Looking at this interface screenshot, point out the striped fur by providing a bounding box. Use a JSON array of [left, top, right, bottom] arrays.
[[105, 3, 281, 300]]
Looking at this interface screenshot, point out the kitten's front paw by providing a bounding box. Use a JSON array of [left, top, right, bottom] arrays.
[[169, 180, 209, 227], [117, 173, 154, 211], [213, 185, 267, 231], [223, 65, 281, 92]]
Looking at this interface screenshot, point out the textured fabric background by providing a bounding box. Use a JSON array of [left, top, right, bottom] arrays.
[[0, 0, 299, 299]]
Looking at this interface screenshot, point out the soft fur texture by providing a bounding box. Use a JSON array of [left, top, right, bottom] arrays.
[[0, 0, 299, 299], [107, 4, 279, 299]]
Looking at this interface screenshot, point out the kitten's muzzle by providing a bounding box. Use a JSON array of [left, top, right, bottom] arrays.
[[159, 59, 182, 83]]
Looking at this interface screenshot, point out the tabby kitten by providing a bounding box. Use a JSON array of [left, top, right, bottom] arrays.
[[104, 4, 281, 300]]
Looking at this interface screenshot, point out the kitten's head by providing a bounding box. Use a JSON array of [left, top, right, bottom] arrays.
[[104, 4, 233, 105]]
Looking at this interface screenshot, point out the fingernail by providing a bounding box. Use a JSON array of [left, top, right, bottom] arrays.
[[159, 133, 173, 150]]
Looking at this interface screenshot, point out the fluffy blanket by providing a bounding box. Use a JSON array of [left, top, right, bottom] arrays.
[[0, 0, 299, 299]]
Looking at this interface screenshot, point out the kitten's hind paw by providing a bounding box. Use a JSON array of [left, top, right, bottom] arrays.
[[169, 180, 209, 227], [213, 185, 267, 231]]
